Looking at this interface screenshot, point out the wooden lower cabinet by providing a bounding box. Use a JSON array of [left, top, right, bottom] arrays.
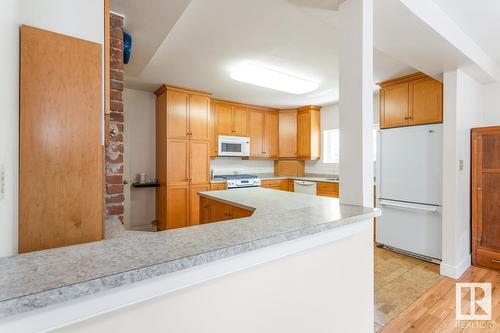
[[190, 184, 210, 226], [200, 197, 254, 224], [210, 182, 227, 191], [166, 185, 190, 229], [261, 179, 291, 191], [316, 182, 339, 198]]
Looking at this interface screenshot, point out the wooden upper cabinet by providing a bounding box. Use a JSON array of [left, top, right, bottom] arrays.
[[409, 77, 443, 126], [279, 109, 298, 158], [264, 110, 279, 159], [472, 126, 500, 271], [209, 102, 217, 158], [232, 107, 248, 136], [380, 82, 409, 129], [167, 90, 189, 139], [248, 109, 265, 157], [189, 94, 210, 140], [379, 73, 443, 129], [297, 106, 321, 160], [214, 102, 233, 136]]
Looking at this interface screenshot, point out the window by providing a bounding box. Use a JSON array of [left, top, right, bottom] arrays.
[[323, 129, 339, 163], [322, 128, 378, 164]]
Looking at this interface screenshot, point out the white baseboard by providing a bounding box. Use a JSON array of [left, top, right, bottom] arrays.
[[440, 254, 471, 279]]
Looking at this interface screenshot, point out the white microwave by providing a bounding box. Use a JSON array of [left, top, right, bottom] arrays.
[[218, 135, 250, 157]]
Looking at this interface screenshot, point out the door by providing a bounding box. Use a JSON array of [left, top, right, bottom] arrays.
[[473, 128, 500, 258], [409, 77, 443, 126], [232, 107, 248, 136], [248, 109, 265, 157], [167, 90, 189, 139], [279, 110, 298, 158], [19, 25, 103, 253], [167, 140, 189, 186], [190, 184, 209, 225], [381, 82, 409, 129], [190, 140, 210, 184], [167, 185, 189, 229], [215, 103, 233, 136], [189, 94, 210, 140], [379, 124, 442, 205], [264, 110, 279, 158]]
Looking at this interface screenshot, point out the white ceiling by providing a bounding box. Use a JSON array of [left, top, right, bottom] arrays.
[[432, 0, 500, 66], [115, 0, 414, 107]]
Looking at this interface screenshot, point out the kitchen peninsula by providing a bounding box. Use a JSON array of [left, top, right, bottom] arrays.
[[0, 189, 379, 332]]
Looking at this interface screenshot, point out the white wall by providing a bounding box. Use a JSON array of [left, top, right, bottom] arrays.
[[123, 89, 157, 228], [55, 226, 374, 333], [305, 93, 380, 176], [441, 69, 483, 278], [481, 82, 500, 125], [0, 0, 104, 257]]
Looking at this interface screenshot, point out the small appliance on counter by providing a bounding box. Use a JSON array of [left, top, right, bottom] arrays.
[[213, 174, 261, 189], [218, 135, 250, 157]]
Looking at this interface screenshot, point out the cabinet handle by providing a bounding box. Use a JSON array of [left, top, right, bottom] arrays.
[[492, 259, 500, 264]]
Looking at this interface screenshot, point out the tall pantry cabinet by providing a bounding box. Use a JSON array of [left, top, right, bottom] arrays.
[[155, 85, 211, 230]]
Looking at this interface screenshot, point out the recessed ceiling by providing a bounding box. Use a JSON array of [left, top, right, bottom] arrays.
[[117, 0, 414, 107]]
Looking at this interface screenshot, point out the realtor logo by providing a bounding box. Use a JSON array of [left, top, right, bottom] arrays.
[[456, 283, 492, 321]]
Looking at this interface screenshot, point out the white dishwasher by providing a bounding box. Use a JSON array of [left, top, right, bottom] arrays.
[[293, 180, 317, 195]]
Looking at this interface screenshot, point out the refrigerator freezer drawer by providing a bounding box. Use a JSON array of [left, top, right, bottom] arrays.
[[376, 200, 442, 260]]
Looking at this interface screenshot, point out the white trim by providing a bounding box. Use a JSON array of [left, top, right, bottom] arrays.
[[440, 254, 471, 279], [0, 220, 371, 333]]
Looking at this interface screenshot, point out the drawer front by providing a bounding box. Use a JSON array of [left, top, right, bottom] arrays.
[[210, 183, 226, 191], [316, 182, 339, 197], [475, 249, 500, 271]]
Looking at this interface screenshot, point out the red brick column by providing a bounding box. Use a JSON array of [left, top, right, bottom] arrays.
[[105, 13, 125, 223]]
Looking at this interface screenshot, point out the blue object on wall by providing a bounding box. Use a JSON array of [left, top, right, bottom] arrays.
[[123, 31, 132, 64]]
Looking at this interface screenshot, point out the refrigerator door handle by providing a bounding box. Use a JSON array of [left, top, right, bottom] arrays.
[[379, 199, 440, 212]]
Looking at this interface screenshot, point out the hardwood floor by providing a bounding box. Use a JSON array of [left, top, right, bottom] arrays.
[[379, 264, 500, 332], [374, 246, 443, 330]]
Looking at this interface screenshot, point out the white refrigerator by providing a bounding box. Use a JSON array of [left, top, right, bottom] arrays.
[[376, 124, 443, 261]]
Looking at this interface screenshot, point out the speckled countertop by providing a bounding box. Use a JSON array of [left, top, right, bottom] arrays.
[[0, 188, 378, 319], [210, 173, 339, 184]]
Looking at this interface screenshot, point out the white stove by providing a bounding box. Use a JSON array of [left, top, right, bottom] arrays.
[[213, 174, 261, 189]]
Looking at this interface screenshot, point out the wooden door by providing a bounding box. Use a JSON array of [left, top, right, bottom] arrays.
[[156, 92, 167, 230], [189, 94, 210, 140], [167, 185, 189, 229], [190, 184, 209, 225], [190, 140, 210, 185], [167, 140, 190, 186], [19, 25, 103, 253], [209, 102, 218, 157], [248, 109, 265, 157], [215, 102, 233, 136], [279, 109, 298, 158], [409, 77, 443, 126], [472, 127, 500, 270], [380, 82, 409, 129], [232, 107, 248, 136], [264, 110, 279, 158], [167, 90, 189, 139]]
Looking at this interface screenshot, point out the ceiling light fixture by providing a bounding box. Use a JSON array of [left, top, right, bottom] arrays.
[[230, 63, 318, 94]]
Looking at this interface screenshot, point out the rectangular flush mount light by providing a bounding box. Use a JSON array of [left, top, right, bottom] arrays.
[[230, 63, 318, 94]]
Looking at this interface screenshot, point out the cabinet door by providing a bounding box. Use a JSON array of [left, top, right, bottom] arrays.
[[409, 77, 443, 126], [264, 110, 279, 158], [232, 107, 248, 136], [190, 184, 209, 226], [230, 206, 253, 219], [167, 90, 189, 139], [209, 199, 232, 222], [167, 139, 189, 186], [380, 82, 409, 129], [297, 109, 311, 158], [190, 140, 210, 185], [209, 102, 217, 157], [279, 110, 298, 158], [248, 109, 265, 157], [189, 94, 210, 140], [167, 185, 189, 229], [215, 103, 233, 136]]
